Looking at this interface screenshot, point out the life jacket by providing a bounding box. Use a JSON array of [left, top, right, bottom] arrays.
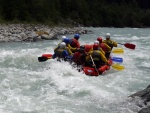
[[100, 43, 107, 52], [72, 52, 82, 64], [103, 40, 113, 49], [70, 38, 80, 48], [55, 48, 65, 58], [91, 50, 102, 62]]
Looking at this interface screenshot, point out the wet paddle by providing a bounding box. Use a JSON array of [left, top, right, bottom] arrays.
[[111, 57, 123, 63], [112, 48, 124, 54], [38, 54, 53, 62], [118, 43, 136, 50], [111, 64, 124, 71], [90, 55, 99, 75]]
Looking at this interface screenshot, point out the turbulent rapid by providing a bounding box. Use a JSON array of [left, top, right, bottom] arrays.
[[0, 27, 150, 113]]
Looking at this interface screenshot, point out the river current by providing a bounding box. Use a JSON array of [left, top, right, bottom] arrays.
[[0, 27, 150, 113]]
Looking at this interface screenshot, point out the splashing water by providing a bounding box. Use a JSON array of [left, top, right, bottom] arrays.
[[0, 27, 150, 113]]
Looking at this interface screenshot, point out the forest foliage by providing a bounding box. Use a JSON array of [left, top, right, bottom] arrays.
[[0, 0, 150, 27]]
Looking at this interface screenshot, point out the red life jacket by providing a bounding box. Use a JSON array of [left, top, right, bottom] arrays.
[[72, 52, 85, 65], [70, 38, 80, 48], [100, 43, 107, 52], [72, 52, 81, 64]]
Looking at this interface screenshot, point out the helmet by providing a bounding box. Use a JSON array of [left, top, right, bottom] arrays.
[[94, 41, 99, 44], [93, 44, 99, 50], [63, 38, 70, 44], [97, 37, 102, 43], [79, 45, 85, 52], [62, 36, 66, 41], [60, 42, 66, 49], [74, 34, 80, 40], [106, 33, 110, 39]]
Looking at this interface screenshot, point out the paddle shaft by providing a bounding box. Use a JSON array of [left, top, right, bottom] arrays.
[[90, 55, 99, 75]]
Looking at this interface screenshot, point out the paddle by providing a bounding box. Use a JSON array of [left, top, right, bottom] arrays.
[[118, 43, 136, 50], [111, 64, 124, 71], [90, 55, 99, 75], [38, 56, 51, 62], [38, 54, 53, 62], [112, 48, 124, 54], [111, 57, 123, 63]]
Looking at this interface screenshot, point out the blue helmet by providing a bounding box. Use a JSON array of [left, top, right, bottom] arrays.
[[63, 38, 70, 44], [74, 34, 80, 40]]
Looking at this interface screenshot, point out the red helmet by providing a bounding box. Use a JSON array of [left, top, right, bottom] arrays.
[[93, 44, 99, 50], [97, 37, 102, 43]]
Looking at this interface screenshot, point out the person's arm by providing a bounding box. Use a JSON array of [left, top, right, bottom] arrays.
[[104, 43, 111, 52], [85, 54, 93, 67], [67, 44, 77, 52], [100, 52, 108, 64], [100, 48, 105, 55], [85, 51, 93, 65], [65, 47, 73, 55], [63, 50, 72, 60], [112, 40, 117, 47]]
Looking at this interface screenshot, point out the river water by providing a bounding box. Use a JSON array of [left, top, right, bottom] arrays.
[[0, 27, 150, 113]]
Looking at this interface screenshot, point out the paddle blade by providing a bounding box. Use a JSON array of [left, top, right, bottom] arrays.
[[112, 48, 124, 54], [111, 64, 124, 71], [111, 57, 123, 63], [42, 54, 53, 58], [38, 54, 53, 62], [38, 57, 49, 62], [124, 43, 136, 50]]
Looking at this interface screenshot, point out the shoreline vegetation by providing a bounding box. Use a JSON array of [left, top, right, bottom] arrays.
[[0, 0, 150, 28]]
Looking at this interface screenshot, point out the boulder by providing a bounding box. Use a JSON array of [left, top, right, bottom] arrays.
[[129, 85, 150, 113]]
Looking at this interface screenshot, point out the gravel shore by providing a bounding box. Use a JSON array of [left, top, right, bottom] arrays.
[[0, 24, 92, 42]]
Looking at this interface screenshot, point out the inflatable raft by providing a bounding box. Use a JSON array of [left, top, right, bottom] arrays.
[[82, 58, 113, 76]]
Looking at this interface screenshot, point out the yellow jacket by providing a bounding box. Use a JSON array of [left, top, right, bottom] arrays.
[[100, 43, 111, 53], [103, 39, 117, 50], [65, 47, 73, 55], [54, 43, 73, 55], [89, 47, 105, 55], [86, 50, 108, 64], [67, 44, 77, 53]]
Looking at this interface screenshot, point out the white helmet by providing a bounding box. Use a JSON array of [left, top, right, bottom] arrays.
[[62, 36, 66, 41], [60, 42, 66, 48], [94, 41, 99, 44], [106, 33, 110, 38]]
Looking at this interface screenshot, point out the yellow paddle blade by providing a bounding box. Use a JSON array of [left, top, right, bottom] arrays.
[[47, 56, 52, 59], [112, 48, 124, 54], [111, 64, 125, 71]]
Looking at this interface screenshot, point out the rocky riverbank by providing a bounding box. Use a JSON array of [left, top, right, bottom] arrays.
[[0, 24, 93, 42], [129, 85, 150, 113]]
